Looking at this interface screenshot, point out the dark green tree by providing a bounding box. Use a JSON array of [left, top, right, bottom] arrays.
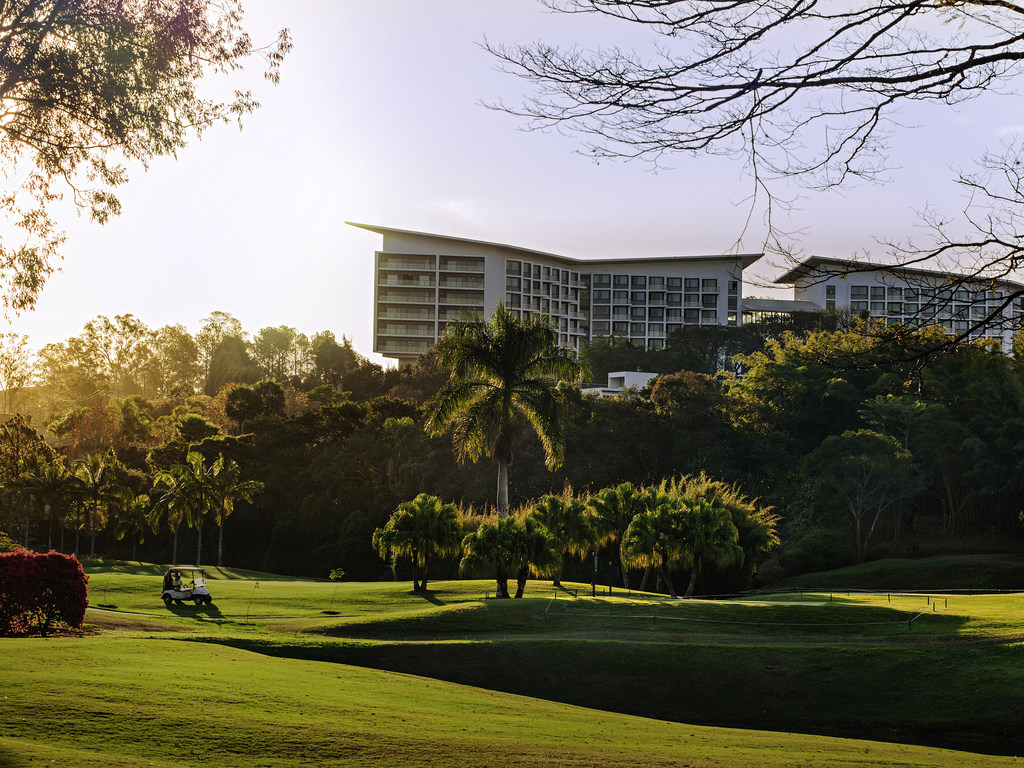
[[372, 493, 462, 592], [427, 303, 585, 518]]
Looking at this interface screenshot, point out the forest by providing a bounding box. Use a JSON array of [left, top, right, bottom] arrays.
[[0, 308, 1021, 595]]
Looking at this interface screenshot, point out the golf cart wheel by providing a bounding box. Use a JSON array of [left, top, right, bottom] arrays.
[[193, 597, 204, 606], [175, 599, 184, 606], [204, 596, 213, 605], [162, 594, 173, 606]]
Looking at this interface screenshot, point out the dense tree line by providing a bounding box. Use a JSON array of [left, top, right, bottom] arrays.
[[0, 310, 1021, 594]]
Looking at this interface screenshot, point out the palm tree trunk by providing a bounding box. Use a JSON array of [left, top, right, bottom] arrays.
[[496, 459, 509, 518], [196, 520, 204, 566], [515, 566, 528, 598], [217, 519, 225, 567], [663, 561, 678, 599], [172, 528, 179, 566], [683, 561, 701, 598], [553, 553, 564, 587], [639, 566, 651, 591], [496, 565, 510, 599]]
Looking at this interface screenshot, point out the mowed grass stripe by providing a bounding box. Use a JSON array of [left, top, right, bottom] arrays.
[[2, 637, 1020, 768]]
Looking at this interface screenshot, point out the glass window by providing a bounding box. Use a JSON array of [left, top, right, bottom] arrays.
[[851, 301, 868, 311], [613, 290, 628, 303], [631, 276, 647, 288], [667, 293, 682, 306], [648, 323, 664, 334], [649, 307, 665, 320], [593, 289, 610, 303], [701, 309, 718, 323], [684, 308, 699, 323], [702, 279, 718, 292], [870, 287, 885, 300], [613, 274, 629, 287], [728, 280, 739, 295], [612, 322, 628, 335], [506, 277, 521, 291], [888, 302, 902, 315], [685, 293, 700, 307], [593, 274, 611, 287], [593, 306, 610, 319], [685, 278, 700, 290], [702, 294, 718, 308], [851, 286, 868, 299], [533, 264, 541, 279], [667, 277, 682, 289], [506, 261, 521, 275], [887, 287, 902, 299], [667, 308, 682, 320], [649, 291, 665, 304], [507, 294, 520, 308], [870, 302, 885, 313], [649, 276, 665, 288], [727, 296, 738, 310], [630, 322, 646, 334], [592, 321, 610, 335], [631, 307, 646, 320], [826, 284, 836, 298], [631, 291, 646, 304]]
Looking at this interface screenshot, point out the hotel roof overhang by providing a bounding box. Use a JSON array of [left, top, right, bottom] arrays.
[[775, 255, 1024, 292], [348, 222, 764, 270], [742, 298, 823, 313]]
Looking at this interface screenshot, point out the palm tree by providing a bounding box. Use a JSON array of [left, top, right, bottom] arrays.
[[460, 517, 520, 599], [74, 453, 129, 558], [621, 491, 688, 598], [19, 457, 79, 552], [426, 303, 585, 518], [152, 453, 207, 565], [587, 482, 653, 589], [528, 487, 595, 587], [113, 492, 152, 562], [208, 455, 263, 567], [372, 493, 462, 592], [509, 515, 559, 598], [677, 498, 744, 598]]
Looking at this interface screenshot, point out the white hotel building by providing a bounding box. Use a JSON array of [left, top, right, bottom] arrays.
[[353, 224, 1024, 365], [353, 223, 759, 367]]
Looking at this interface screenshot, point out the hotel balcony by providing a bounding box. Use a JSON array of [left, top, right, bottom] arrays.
[[378, 256, 436, 271]]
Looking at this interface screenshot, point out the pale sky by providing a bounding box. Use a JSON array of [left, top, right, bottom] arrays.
[[6, 1, 1021, 365]]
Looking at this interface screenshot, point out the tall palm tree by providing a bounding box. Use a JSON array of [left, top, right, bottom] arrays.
[[74, 453, 129, 558], [460, 517, 521, 599], [372, 493, 462, 592], [152, 453, 207, 565], [208, 455, 263, 567], [426, 303, 585, 518], [509, 515, 559, 598], [113, 492, 152, 562], [19, 457, 79, 552], [529, 487, 595, 587], [677, 498, 744, 598]]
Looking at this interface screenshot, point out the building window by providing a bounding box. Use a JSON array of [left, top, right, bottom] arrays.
[[667, 293, 682, 306], [630, 322, 646, 334], [728, 280, 739, 295], [684, 308, 699, 323], [685, 293, 700, 307], [593, 321, 610, 334], [631, 275, 647, 288], [851, 286, 868, 299], [667, 308, 682, 320], [684, 278, 699, 291], [631, 307, 646, 320], [594, 289, 610, 303], [649, 291, 665, 305], [506, 277, 521, 291], [667, 277, 682, 289], [870, 302, 885, 313], [614, 274, 629, 287], [702, 294, 718, 308], [507, 293, 520, 308], [701, 309, 718, 323], [631, 291, 646, 304], [888, 287, 902, 299], [649, 307, 665, 320], [613, 290, 628, 303], [702, 279, 718, 292], [826, 284, 836, 299], [593, 273, 610, 287], [612, 322, 628, 335], [649, 276, 665, 288], [870, 286, 885, 300], [506, 261, 521, 275]]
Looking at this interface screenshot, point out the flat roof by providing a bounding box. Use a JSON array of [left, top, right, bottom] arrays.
[[775, 256, 1024, 291], [348, 222, 763, 270]]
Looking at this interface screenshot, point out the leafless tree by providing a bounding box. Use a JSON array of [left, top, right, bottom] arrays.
[[488, 1, 1024, 352]]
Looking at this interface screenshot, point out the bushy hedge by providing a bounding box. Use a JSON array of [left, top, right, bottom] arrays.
[[0, 550, 89, 637]]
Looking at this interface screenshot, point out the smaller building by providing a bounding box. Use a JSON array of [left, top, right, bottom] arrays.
[[582, 371, 659, 398]]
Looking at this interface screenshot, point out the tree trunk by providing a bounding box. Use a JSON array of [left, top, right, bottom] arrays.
[[552, 553, 564, 587], [639, 566, 651, 591], [172, 528, 179, 566], [660, 558, 678, 599], [217, 519, 225, 567], [683, 561, 701, 598], [496, 459, 509, 518], [495, 566, 510, 599], [619, 559, 630, 590], [196, 520, 203, 566], [515, 566, 529, 598]]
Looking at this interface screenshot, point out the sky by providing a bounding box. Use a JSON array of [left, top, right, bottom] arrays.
[[6, 1, 1021, 365]]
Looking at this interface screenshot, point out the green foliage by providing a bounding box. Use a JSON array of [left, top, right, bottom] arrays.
[[372, 493, 462, 592]]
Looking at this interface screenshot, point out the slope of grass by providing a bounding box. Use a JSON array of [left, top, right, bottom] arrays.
[[2, 636, 1021, 768], [777, 555, 1024, 592]]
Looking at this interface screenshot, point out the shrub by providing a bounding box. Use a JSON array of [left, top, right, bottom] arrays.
[[783, 529, 854, 576], [0, 549, 89, 637]]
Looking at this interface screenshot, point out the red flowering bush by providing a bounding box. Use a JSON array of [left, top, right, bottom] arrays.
[[0, 549, 89, 637]]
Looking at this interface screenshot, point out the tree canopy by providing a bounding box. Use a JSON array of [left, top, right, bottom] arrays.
[[0, 1, 290, 312]]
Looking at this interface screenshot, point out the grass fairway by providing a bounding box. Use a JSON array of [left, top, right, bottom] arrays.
[[3, 636, 1021, 768], [3, 559, 1023, 766]]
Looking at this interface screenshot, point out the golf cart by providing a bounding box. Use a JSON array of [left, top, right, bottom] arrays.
[[161, 566, 213, 606]]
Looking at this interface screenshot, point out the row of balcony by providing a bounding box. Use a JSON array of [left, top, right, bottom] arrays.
[[378, 257, 485, 273]]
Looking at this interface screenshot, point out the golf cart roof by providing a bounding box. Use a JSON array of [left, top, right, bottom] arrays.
[[167, 566, 205, 572]]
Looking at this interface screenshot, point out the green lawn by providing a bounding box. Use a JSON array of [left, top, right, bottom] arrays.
[[2, 559, 1022, 767]]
